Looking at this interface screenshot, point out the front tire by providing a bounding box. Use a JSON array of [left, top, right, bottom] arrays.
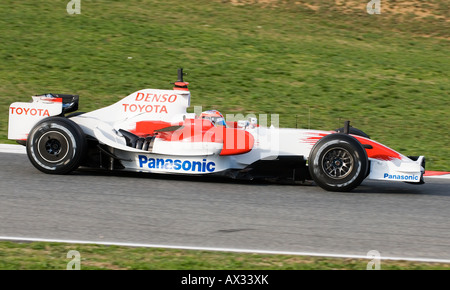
[[308, 133, 369, 192], [26, 117, 86, 174]]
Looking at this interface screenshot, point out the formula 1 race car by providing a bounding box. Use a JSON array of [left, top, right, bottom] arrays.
[[8, 69, 425, 191]]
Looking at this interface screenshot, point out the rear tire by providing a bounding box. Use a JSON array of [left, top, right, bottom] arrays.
[[26, 117, 86, 174], [308, 133, 368, 192]]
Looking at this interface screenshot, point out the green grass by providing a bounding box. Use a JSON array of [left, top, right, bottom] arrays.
[[1, 241, 450, 270], [0, 0, 449, 170]]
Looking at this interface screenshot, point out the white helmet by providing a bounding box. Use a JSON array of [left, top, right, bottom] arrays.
[[200, 110, 226, 127]]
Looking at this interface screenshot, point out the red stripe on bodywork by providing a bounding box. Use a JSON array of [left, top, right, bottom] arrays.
[[152, 119, 254, 155], [303, 132, 402, 161], [219, 128, 254, 155], [40, 97, 62, 103], [353, 136, 401, 161], [130, 121, 176, 137], [305, 133, 328, 144], [423, 171, 450, 176]]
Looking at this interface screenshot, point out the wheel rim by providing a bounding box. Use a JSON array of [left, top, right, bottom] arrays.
[[321, 147, 354, 179], [37, 131, 70, 163]]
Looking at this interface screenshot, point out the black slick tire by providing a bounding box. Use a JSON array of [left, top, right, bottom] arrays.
[[26, 117, 87, 174], [308, 133, 369, 192]]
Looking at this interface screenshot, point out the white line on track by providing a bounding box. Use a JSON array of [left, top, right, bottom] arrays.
[[426, 175, 450, 179], [0, 144, 26, 154], [1, 236, 450, 264]]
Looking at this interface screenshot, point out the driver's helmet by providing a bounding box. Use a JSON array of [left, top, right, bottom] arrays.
[[200, 110, 226, 127]]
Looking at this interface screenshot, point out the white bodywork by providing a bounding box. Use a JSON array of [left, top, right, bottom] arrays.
[[8, 88, 425, 183]]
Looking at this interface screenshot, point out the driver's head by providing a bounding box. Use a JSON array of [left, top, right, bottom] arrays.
[[200, 110, 226, 127]]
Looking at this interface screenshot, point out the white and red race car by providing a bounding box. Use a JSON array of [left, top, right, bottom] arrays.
[[8, 69, 425, 191]]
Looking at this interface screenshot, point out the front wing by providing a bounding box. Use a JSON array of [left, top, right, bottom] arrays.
[[368, 156, 425, 183]]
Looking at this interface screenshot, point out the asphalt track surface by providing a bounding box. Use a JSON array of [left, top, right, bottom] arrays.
[[1, 151, 450, 261]]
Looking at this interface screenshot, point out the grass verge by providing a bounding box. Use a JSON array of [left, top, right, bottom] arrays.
[[1, 241, 450, 270]]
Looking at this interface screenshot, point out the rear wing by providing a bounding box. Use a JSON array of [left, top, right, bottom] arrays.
[[8, 94, 79, 141]]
